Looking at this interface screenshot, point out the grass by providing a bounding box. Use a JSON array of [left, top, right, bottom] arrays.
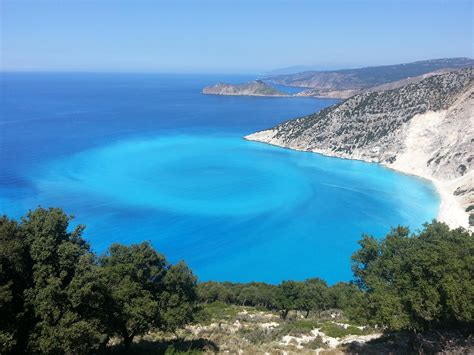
[[237, 327, 274, 345], [319, 322, 369, 338], [306, 336, 326, 349], [274, 320, 321, 337], [193, 301, 240, 324], [109, 303, 379, 354], [238, 319, 322, 345], [109, 338, 218, 354]]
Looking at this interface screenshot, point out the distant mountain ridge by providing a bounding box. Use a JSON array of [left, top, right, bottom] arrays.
[[263, 65, 341, 76], [246, 68, 474, 229], [294, 68, 456, 98], [265, 58, 474, 98], [202, 80, 287, 97]]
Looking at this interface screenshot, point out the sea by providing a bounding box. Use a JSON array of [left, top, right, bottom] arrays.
[[0, 72, 439, 284]]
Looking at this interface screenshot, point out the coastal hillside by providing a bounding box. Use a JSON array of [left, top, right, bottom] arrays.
[[266, 57, 474, 98], [202, 80, 287, 97], [3, 208, 472, 353], [246, 68, 474, 229], [294, 68, 453, 99]]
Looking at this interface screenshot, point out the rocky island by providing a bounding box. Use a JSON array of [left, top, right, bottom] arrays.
[[203, 58, 474, 99], [202, 79, 288, 97], [246, 68, 474, 229]]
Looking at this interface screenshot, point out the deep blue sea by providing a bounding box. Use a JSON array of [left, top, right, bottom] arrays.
[[0, 73, 439, 284]]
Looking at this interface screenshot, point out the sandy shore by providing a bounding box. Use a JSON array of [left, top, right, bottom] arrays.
[[245, 127, 472, 231], [385, 163, 472, 231], [388, 109, 472, 231]]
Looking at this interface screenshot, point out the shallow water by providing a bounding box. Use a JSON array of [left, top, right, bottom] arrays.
[[0, 73, 439, 283]]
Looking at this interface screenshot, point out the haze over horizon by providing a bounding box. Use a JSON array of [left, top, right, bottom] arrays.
[[1, 0, 473, 73]]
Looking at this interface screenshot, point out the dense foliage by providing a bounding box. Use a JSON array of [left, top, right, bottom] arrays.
[[197, 278, 364, 321], [1, 208, 472, 353], [198, 222, 473, 332], [0, 208, 198, 354], [352, 223, 473, 331]]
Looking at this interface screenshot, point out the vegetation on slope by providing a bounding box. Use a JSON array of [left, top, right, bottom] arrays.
[[266, 68, 473, 158], [198, 223, 473, 332], [0, 208, 198, 354], [266, 57, 474, 91], [0, 207, 472, 353]]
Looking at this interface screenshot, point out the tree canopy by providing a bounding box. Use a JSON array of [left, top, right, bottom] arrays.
[[1, 208, 472, 353], [352, 222, 474, 331], [197, 222, 473, 332], [0, 208, 198, 354]]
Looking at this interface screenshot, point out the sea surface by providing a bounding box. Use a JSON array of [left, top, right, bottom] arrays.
[[0, 73, 439, 284]]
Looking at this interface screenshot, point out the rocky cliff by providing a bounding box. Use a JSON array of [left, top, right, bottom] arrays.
[[246, 68, 474, 229], [202, 80, 287, 97]]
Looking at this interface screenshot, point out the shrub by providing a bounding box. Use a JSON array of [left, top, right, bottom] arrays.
[[319, 322, 367, 338]]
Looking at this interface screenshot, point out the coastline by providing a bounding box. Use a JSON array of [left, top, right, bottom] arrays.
[[384, 163, 471, 231], [202, 91, 291, 97], [244, 131, 472, 231], [381, 159, 474, 231], [202, 91, 348, 99]]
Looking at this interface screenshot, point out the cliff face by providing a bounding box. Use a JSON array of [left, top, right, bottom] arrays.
[[246, 68, 474, 228], [202, 80, 287, 97], [267, 58, 474, 98]]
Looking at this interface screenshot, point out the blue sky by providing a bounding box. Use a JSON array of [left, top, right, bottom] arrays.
[[1, 0, 472, 73]]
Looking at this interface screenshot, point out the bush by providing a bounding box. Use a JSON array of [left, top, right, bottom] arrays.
[[320, 322, 366, 338], [238, 327, 274, 345], [274, 320, 320, 337], [306, 335, 326, 349], [198, 301, 240, 322]]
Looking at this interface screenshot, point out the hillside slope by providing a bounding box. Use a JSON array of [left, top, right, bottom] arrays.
[[295, 68, 453, 99], [267, 58, 474, 98], [246, 68, 474, 229]]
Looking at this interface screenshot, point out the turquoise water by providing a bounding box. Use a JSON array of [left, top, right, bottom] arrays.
[[0, 73, 439, 284]]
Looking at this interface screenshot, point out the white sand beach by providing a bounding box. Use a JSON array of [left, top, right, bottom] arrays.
[[246, 109, 473, 231]]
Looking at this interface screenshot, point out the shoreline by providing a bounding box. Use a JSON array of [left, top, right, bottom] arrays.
[[385, 162, 472, 231], [201, 91, 346, 99], [202, 92, 347, 99], [201, 92, 291, 98], [244, 133, 472, 231]]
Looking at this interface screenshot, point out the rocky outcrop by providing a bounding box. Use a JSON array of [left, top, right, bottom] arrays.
[[202, 80, 287, 97], [246, 68, 474, 229]]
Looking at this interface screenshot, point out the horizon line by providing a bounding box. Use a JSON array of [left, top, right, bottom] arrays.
[[1, 56, 472, 76]]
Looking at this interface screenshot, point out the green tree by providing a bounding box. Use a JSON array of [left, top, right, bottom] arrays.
[[352, 222, 474, 331], [328, 282, 368, 323], [101, 242, 165, 348], [276, 281, 302, 319], [21, 207, 109, 354], [1, 208, 199, 353], [159, 261, 198, 333], [253, 283, 278, 308], [197, 281, 227, 303], [298, 278, 329, 317], [237, 285, 259, 306], [101, 242, 198, 348], [0, 216, 32, 353]]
